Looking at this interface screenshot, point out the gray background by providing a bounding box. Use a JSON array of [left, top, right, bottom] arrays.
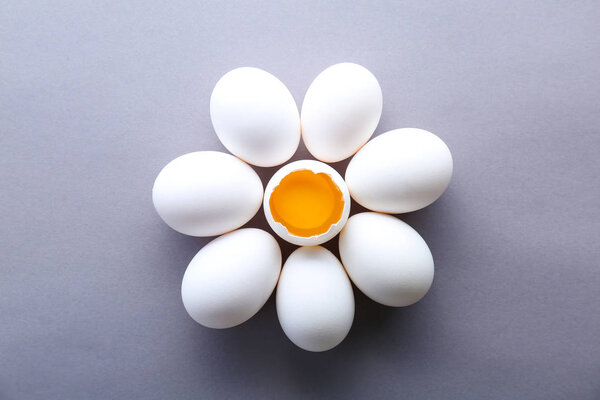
[[1, 1, 599, 399]]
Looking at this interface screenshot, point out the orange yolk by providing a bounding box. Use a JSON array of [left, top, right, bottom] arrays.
[[269, 169, 344, 237]]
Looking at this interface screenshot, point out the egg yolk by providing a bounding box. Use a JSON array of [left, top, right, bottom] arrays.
[[269, 169, 344, 237]]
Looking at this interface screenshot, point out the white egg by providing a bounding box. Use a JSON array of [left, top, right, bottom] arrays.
[[152, 151, 263, 236], [263, 160, 351, 246], [339, 212, 434, 307], [210, 67, 301, 167], [345, 128, 453, 213], [301, 63, 382, 163], [181, 228, 282, 329], [277, 246, 354, 351]]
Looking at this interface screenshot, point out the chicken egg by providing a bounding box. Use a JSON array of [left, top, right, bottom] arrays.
[[181, 228, 282, 329], [345, 128, 453, 213], [152, 151, 263, 236], [210, 67, 301, 167], [301, 63, 382, 162], [276, 246, 354, 352], [339, 212, 434, 307], [263, 160, 350, 246]]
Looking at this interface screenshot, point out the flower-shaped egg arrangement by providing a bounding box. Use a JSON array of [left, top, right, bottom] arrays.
[[152, 63, 453, 352]]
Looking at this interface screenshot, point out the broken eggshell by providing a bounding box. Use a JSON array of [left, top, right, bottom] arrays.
[[263, 160, 351, 246]]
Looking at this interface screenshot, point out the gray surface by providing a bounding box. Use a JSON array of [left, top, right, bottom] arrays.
[[1, 1, 599, 399]]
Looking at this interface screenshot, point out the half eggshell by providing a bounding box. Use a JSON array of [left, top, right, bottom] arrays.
[[263, 160, 351, 246]]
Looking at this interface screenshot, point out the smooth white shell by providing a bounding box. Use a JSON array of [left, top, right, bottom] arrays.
[[276, 246, 354, 352], [345, 128, 453, 213], [210, 67, 301, 167], [263, 160, 351, 246], [181, 229, 282, 329], [301, 63, 382, 162], [339, 212, 434, 307], [152, 151, 263, 236]]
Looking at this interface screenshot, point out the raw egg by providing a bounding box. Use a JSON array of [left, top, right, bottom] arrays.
[[152, 151, 263, 237], [345, 128, 453, 213], [339, 212, 434, 307], [181, 228, 282, 329], [210, 67, 300, 167], [301, 63, 382, 162], [276, 246, 355, 352]]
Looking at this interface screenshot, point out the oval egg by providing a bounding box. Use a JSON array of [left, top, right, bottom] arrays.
[[345, 128, 453, 213], [181, 228, 282, 329], [301, 63, 382, 162], [210, 67, 301, 167], [276, 246, 354, 352], [152, 151, 263, 236], [263, 160, 351, 246], [339, 212, 434, 307]]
